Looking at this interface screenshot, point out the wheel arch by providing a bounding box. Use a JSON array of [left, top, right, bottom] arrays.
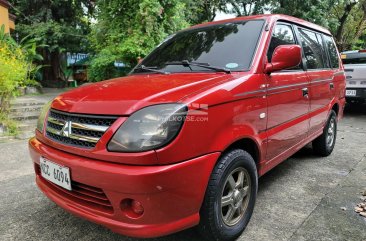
[[332, 102, 339, 116], [221, 137, 261, 167]]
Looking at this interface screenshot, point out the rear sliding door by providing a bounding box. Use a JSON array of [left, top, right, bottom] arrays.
[[296, 27, 333, 136]]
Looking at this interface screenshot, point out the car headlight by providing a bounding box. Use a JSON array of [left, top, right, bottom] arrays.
[[36, 100, 53, 133], [108, 104, 188, 152]]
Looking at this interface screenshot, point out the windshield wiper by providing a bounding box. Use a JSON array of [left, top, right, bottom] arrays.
[[135, 65, 170, 74], [165, 60, 231, 74]]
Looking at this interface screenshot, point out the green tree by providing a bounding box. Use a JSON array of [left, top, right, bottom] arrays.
[[224, 0, 269, 16], [330, 0, 366, 50], [8, 0, 94, 86], [89, 0, 189, 81], [269, 0, 336, 28], [182, 0, 269, 23], [182, 0, 225, 23], [268, 0, 366, 50]]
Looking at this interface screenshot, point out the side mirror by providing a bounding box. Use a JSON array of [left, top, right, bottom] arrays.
[[265, 45, 302, 74]]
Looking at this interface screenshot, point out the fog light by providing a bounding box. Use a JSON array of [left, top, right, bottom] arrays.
[[121, 199, 144, 218], [131, 200, 144, 215]]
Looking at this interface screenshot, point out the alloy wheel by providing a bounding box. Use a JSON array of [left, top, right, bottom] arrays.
[[220, 167, 251, 226], [327, 118, 336, 147]]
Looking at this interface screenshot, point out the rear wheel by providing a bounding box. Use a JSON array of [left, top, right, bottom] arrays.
[[198, 149, 257, 241], [312, 110, 337, 156]]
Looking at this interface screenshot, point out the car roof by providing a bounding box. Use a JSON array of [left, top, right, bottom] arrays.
[[189, 14, 332, 36]]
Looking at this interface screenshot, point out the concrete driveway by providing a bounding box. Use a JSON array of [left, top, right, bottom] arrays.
[[1, 104, 365, 241]]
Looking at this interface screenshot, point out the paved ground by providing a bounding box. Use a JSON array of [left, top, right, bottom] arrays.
[[0, 104, 365, 241]]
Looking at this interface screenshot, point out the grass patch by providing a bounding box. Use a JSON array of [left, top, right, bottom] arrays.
[[0, 113, 18, 137]]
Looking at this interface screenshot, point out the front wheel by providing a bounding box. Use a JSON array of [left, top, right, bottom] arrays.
[[312, 110, 337, 156], [198, 149, 258, 241]]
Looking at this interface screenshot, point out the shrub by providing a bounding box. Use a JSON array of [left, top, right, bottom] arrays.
[[89, 48, 131, 82], [0, 26, 28, 113]]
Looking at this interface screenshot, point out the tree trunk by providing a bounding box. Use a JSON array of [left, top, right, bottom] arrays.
[[229, 0, 242, 16], [336, 1, 357, 50], [353, 1, 366, 42], [204, 0, 215, 22], [41, 49, 65, 87]]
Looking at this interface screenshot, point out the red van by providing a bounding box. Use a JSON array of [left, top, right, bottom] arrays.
[[29, 14, 346, 241]]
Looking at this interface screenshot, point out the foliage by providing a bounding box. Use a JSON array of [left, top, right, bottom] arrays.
[[9, 0, 94, 52], [266, 0, 366, 50], [8, 0, 94, 85], [181, 0, 226, 23], [7, 0, 366, 85], [88, 48, 122, 82], [89, 0, 189, 81], [0, 25, 44, 134], [329, 0, 366, 50], [0, 25, 28, 113], [223, 0, 270, 16], [214, 0, 366, 51], [18, 36, 47, 85]]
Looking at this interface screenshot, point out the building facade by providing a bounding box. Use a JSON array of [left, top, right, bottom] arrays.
[[0, 0, 15, 33]]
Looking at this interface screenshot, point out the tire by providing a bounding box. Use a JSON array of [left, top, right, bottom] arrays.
[[312, 110, 337, 156], [198, 149, 258, 241]]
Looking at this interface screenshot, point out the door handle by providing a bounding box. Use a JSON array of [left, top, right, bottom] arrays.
[[302, 87, 309, 97], [330, 83, 334, 90]]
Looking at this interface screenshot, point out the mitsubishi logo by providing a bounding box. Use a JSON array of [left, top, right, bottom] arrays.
[[60, 121, 72, 137]]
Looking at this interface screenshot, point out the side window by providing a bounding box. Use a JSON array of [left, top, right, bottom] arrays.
[[316, 33, 330, 68], [267, 24, 296, 62], [323, 35, 340, 69], [298, 28, 326, 69]]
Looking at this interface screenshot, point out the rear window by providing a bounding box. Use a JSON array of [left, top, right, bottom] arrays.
[[134, 20, 265, 73], [323, 35, 340, 68], [342, 57, 366, 65], [298, 28, 327, 69]]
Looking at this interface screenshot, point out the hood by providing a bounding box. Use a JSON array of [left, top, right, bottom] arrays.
[[51, 73, 235, 115]]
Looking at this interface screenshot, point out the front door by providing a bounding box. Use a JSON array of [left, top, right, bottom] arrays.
[[265, 23, 310, 161]]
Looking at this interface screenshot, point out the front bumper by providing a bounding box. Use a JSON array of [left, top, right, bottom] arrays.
[[29, 137, 219, 238]]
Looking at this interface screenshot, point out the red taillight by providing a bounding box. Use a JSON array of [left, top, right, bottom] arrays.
[[358, 50, 366, 53]]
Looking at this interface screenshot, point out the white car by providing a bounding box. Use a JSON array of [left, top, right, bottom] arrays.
[[341, 50, 366, 104]]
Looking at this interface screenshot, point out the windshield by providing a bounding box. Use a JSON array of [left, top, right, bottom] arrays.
[[133, 20, 265, 74]]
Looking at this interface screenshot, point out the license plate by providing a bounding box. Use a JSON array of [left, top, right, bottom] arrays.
[[40, 157, 72, 190], [346, 90, 357, 96]]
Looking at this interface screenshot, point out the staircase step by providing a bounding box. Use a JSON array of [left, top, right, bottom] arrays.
[[10, 100, 48, 108], [16, 130, 35, 140], [10, 105, 43, 113], [9, 112, 40, 121], [17, 121, 37, 132], [1, 92, 66, 142]]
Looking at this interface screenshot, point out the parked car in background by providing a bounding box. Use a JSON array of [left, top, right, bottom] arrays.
[[29, 14, 346, 241], [341, 50, 366, 104]]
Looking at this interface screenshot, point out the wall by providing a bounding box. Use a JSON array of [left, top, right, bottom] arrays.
[[0, 0, 11, 33]]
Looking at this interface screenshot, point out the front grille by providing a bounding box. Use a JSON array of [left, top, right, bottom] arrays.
[[45, 109, 117, 149], [36, 164, 113, 214]]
